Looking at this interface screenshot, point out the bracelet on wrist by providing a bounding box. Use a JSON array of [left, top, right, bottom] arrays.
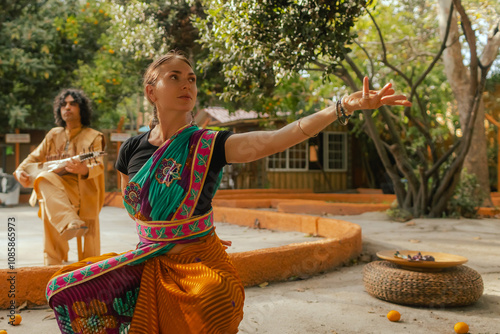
[[336, 99, 350, 126], [297, 119, 318, 137], [340, 94, 352, 118]]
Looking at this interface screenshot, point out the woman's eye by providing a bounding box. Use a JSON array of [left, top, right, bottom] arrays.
[[189, 77, 196, 83], [170, 75, 177, 80]]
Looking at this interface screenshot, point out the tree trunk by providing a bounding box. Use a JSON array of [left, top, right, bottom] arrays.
[[464, 100, 491, 204], [438, 0, 495, 206]]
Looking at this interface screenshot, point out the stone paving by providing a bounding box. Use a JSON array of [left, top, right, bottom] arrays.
[[1, 206, 500, 333]]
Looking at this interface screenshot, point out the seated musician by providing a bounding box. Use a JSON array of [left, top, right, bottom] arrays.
[[13, 89, 105, 266]]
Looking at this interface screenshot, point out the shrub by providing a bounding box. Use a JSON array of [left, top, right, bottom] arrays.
[[447, 169, 486, 218]]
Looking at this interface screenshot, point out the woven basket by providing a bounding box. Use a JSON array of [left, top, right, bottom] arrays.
[[363, 261, 483, 307]]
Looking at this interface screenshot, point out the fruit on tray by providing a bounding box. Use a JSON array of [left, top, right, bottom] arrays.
[[394, 251, 435, 262]]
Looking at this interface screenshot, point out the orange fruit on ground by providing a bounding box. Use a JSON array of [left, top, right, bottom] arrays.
[[0, 330, 7, 334], [9, 314, 22, 326], [454, 322, 469, 334], [387, 310, 401, 322]]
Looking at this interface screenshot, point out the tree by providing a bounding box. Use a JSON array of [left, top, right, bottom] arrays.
[[69, 0, 239, 129], [196, 0, 368, 107], [437, 0, 500, 206], [50, 0, 145, 130], [0, 0, 108, 132], [196, 0, 498, 217]]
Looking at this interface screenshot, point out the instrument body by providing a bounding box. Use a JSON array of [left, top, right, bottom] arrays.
[[24, 151, 105, 186]]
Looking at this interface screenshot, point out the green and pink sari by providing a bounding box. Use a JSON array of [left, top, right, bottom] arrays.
[[46, 125, 244, 334]]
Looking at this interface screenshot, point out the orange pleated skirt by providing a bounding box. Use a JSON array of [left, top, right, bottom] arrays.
[[49, 233, 245, 334], [129, 233, 245, 333]]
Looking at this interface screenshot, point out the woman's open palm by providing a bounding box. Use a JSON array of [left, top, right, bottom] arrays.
[[343, 76, 412, 113]]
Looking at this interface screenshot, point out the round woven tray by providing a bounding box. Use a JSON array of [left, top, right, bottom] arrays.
[[363, 261, 483, 307]]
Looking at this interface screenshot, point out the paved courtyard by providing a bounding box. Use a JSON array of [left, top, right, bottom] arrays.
[[1, 205, 499, 333]]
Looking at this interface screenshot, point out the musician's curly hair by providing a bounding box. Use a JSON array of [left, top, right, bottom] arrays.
[[53, 89, 92, 127]]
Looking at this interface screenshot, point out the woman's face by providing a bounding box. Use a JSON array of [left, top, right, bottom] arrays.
[[151, 57, 197, 115]]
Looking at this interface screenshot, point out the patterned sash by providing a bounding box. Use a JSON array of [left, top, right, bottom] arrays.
[[46, 210, 214, 300]]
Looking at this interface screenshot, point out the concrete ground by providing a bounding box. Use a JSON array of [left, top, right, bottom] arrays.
[[1, 205, 499, 334]]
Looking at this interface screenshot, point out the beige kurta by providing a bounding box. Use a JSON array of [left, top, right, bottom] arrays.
[[16, 126, 105, 265]]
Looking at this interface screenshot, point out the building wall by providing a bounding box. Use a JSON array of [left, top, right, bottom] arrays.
[[231, 122, 353, 192], [265, 170, 348, 192]]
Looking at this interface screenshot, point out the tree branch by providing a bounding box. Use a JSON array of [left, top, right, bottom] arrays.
[[432, 71, 487, 206], [425, 139, 461, 177], [411, 0, 454, 94], [480, 19, 500, 70], [366, 8, 411, 85], [452, 0, 478, 95], [353, 40, 375, 79]]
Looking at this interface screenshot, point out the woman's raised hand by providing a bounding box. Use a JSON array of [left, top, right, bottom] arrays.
[[343, 76, 412, 114]]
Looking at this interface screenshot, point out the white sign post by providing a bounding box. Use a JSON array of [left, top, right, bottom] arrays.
[[5, 134, 30, 144]]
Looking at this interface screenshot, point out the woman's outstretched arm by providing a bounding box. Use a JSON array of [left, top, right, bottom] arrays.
[[225, 76, 411, 164]]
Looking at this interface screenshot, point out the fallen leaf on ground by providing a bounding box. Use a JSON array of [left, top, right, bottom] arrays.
[[258, 282, 269, 288], [17, 301, 28, 311]]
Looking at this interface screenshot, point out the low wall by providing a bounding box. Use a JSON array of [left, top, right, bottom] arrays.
[[275, 200, 391, 216], [0, 203, 362, 309], [214, 207, 362, 287], [214, 192, 396, 203]]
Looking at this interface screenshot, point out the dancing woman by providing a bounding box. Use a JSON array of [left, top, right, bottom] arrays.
[[46, 50, 411, 334]]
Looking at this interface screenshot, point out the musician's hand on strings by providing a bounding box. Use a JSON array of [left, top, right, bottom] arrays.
[[13, 170, 31, 188], [65, 158, 89, 176]]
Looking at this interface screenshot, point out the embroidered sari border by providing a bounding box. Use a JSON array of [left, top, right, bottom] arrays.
[[138, 226, 213, 242], [138, 209, 212, 227], [46, 241, 166, 302], [186, 131, 218, 217], [136, 210, 213, 241], [172, 130, 218, 219]]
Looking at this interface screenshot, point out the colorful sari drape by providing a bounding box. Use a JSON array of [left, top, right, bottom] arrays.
[[47, 125, 245, 334]]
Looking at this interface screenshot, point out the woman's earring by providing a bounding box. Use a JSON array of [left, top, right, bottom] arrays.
[[152, 105, 159, 125], [190, 111, 197, 126]]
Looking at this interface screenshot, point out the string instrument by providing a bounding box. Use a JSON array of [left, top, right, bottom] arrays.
[[24, 151, 106, 186]]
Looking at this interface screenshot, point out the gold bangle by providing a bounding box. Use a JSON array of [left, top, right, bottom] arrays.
[[297, 119, 317, 137]]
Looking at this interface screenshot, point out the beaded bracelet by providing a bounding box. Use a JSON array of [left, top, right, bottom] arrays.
[[335, 99, 350, 126], [340, 95, 352, 119]]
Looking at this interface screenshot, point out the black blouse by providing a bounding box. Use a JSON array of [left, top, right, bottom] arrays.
[[115, 130, 233, 215]]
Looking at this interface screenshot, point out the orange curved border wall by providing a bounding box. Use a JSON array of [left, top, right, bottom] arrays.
[[276, 200, 390, 216], [214, 207, 362, 287], [214, 192, 396, 203], [0, 202, 362, 309], [7, 189, 497, 309]]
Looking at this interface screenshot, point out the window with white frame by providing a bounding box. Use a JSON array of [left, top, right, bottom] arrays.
[[323, 132, 347, 171], [267, 141, 308, 171]]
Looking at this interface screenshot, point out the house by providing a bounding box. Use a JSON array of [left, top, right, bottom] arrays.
[[195, 107, 371, 192]]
